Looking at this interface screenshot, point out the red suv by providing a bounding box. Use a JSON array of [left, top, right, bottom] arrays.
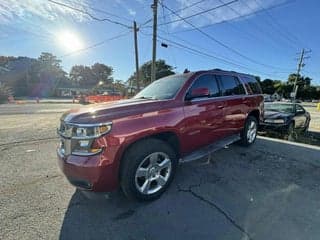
[[57, 69, 263, 201]]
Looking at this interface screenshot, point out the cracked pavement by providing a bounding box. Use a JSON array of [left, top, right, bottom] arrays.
[[1, 103, 320, 240]]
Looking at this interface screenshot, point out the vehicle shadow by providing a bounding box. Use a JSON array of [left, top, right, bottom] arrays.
[[59, 189, 145, 240], [59, 137, 320, 240]]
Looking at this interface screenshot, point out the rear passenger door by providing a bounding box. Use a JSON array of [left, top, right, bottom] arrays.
[[216, 74, 248, 137], [182, 74, 224, 152]]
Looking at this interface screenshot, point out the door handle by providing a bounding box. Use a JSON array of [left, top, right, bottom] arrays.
[[217, 105, 224, 109]]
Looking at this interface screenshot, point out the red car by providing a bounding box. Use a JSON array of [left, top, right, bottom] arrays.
[[57, 69, 263, 201]]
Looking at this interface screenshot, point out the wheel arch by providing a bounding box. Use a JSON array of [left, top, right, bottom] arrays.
[[118, 131, 181, 180], [248, 109, 260, 124]]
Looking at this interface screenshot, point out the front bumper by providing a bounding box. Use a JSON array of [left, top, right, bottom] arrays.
[[259, 122, 290, 133], [57, 146, 120, 192]]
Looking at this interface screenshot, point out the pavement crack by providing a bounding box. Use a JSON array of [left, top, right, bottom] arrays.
[[177, 183, 253, 240], [0, 137, 58, 147]]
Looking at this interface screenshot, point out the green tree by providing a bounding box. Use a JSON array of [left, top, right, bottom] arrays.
[[260, 79, 275, 94], [0, 82, 12, 103], [91, 63, 113, 86], [287, 73, 311, 87], [70, 63, 114, 88], [69, 65, 94, 87], [128, 59, 175, 89], [29, 52, 67, 97]]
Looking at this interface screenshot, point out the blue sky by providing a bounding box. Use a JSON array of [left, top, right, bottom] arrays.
[[0, 0, 319, 85]]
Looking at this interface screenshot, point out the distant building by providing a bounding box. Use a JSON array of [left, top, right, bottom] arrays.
[[271, 92, 282, 101], [56, 87, 91, 97]]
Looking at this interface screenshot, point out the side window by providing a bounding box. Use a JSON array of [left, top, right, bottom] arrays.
[[189, 74, 220, 97], [242, 76, 262, 94], [217, 75, 246, 96]]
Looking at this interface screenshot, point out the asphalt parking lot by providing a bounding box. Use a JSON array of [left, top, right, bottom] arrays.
[[1, 103, 320, 240]]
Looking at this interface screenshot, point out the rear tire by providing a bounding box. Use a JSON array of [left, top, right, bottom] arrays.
[[120, 138, 178, 201], [240, 116, 258, 147]]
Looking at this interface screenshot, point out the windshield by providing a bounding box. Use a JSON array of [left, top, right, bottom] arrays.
[[134, 74, 189, 100], [265, 103, 295, 113]]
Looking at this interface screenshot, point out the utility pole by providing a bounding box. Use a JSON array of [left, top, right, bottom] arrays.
[[151, 0, 158, 83], [133, 21, 140, 91], [292, 48, 311, 101]]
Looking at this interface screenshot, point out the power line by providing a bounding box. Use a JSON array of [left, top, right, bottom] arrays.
[[241, 0, 299, 50], [159, 1, 292, 71], [160, 0, 177, 68], [164, 0, 208, 18], [158, 0, 239, 26], [60, 30, 132, 58], [191, 1, 286, 53], [156, 27, 250, 67], [168, 0, 295, 34], [215, 0, 295, 52], [48, 0, 131, 29], [64, 0, 133, 23], [252, 0, 304, 47], [140, 29, 273, 75], [156, 35, 285, 77]]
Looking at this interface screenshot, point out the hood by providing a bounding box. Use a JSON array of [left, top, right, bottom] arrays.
[[264, 110, 293, 119], [60, 98, 170, 124]]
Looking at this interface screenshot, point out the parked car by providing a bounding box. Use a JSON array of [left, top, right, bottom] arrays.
[[57, 69, 264, 201], [260, 102, 310, 140]]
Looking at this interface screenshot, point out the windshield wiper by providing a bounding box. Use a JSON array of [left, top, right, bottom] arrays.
[[136, 96, 158, 100], [266, 109, 280, 112]]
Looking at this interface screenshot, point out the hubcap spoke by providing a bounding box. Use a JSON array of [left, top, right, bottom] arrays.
[[140, 179, 151, 194], [158, 158, 171, 170], [135, 152, 172, 195], [150, 154, 159, 166], [136, 167, 148, 177], [247, 121, 256, 143], [156, 175, 167, 186]]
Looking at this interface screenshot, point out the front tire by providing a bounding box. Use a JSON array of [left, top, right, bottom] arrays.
[[120, 138, 178, 201], [285, 122, 296, 141], [240, 116, 258, 146]]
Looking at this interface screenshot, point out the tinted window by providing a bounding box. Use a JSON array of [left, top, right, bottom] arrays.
[[242, 76, 262, 94], [189, 74, 220, 97], [218, 75, 246, 96]]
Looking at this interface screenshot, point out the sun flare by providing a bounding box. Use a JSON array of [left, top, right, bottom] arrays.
[[56, 30, 83, 52]]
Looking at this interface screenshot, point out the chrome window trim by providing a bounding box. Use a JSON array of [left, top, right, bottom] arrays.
[[189, 94, 248, 103], [184, 72, 249, 102]]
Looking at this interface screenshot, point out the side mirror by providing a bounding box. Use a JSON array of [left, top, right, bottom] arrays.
[[186, 87, 210, 100]]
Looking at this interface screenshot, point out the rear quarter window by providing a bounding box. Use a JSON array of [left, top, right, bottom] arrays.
[[217, 75, 246, 96], [241, 76, 262, 94]]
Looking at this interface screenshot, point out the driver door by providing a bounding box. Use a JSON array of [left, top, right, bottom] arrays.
[[181, 73, 225, 153]]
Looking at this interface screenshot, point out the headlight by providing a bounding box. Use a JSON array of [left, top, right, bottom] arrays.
[[264, 119, 285, 124], [73, 124, 112, 139], [58, 122, 112, 156]]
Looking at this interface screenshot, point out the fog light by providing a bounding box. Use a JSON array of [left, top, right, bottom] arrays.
[[79, 140, 90, 147]]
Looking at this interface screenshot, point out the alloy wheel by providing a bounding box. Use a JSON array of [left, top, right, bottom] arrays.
[[135, 152, 172, 195], [247, 120, 257, 143]]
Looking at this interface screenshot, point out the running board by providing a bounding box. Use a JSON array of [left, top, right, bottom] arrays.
[[180, 134, 240, 163]]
